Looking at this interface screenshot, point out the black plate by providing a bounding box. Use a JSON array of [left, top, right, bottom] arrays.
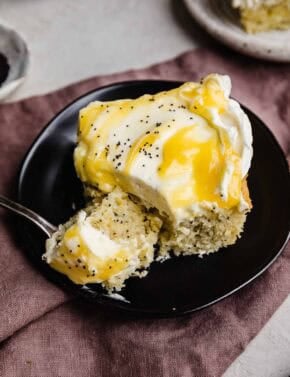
[[18, 80, 290, 317]]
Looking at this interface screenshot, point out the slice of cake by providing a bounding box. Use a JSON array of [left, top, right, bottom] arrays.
[[43, 74, 253, 291], [232, 0, 290, 33], [74, 74, 252, 257], [43, 188, 162, 291]]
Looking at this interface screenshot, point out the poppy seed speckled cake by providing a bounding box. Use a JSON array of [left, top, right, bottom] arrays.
[[43, 74, 253, 291]]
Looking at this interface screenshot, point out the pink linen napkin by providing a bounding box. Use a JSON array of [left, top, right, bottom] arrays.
[[0, 47, 289, 377]]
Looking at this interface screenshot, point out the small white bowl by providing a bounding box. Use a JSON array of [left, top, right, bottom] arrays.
[[0, 24, 29, 101]]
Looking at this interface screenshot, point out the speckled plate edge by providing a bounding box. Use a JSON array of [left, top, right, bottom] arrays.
[[184, 0, 290, 62]]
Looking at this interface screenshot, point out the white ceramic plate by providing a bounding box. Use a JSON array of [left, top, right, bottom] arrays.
[[184, 0, 290, 62]]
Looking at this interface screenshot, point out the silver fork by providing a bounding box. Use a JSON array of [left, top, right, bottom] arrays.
[[0, 195, 57, 237]]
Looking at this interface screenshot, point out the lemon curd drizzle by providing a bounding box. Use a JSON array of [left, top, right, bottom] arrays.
[[50, 223, 129, 284], [124, 133, 159, 173], [77, 101, 133, 190], [74, 75, 246, 212], [158, 125, 241, 209]]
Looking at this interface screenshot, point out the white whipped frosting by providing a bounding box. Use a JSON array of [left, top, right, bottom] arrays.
[[75, 74, 253, 223], [79, 218, 120, 259]]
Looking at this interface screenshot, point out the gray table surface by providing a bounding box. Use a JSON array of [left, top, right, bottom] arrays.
[[1, 1, 289, 376]]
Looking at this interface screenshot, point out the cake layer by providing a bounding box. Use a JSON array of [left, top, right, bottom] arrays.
[[44, 188, 162, 291]]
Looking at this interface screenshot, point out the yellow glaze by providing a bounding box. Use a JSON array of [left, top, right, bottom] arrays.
[[50, 224, 128, 285], [158, 126, 240, 208], [74, 74, 247, 217], [180, 76, 227, 116], [125, 133, 159, 173]]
